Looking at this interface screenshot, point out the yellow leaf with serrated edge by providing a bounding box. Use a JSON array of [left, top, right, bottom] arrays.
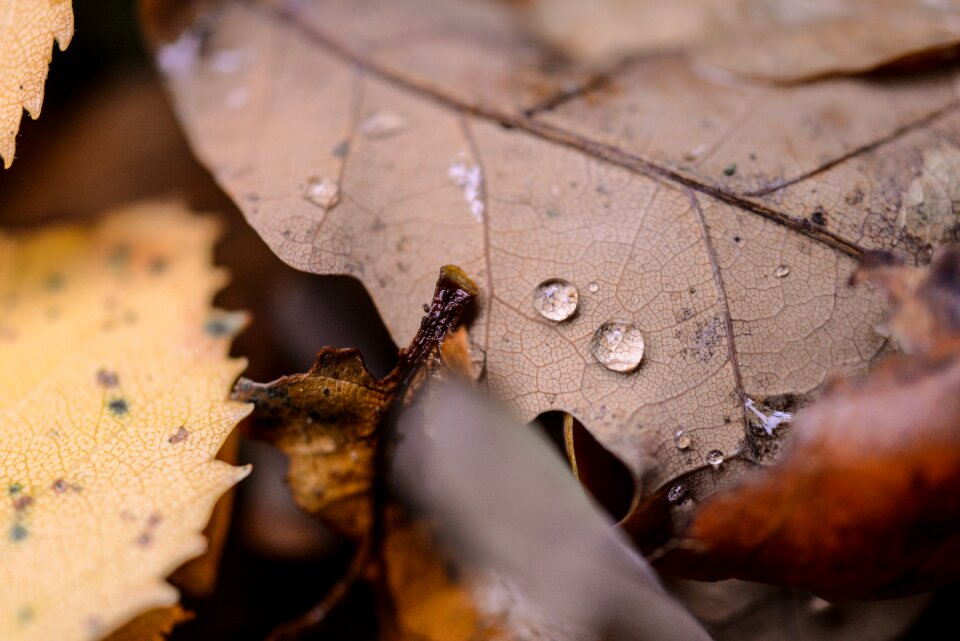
[[0, 202, 252, 641], [1, 0, 73, 168]]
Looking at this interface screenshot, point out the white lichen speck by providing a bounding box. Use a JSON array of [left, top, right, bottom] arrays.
[[449, 156, 485, 223], [745, 398, 792, 436]]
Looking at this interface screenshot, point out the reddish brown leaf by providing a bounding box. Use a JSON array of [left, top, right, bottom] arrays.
[[644, 246, 960, 599]]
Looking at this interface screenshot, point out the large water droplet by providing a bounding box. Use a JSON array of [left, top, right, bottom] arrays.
[[532, 278, 579, 321], [667, 483, 688, 504], [705, 449, 724, 468], [359, 111, 408, 139], [304, 177, 340, 210], [674, 429, 691, 450], [591, 322, 645, 373]]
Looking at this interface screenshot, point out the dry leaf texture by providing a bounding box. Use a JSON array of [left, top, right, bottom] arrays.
[[154, 0, 960, 517], [0, 203, 251, 641], [525, 0, 960, 82], [651, 247, 960, 598], [0, 0, 73, 168]]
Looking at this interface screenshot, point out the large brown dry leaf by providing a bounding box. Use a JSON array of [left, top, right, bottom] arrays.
[[524, 0, 960, 82], [0, 0, 73, 168], [0, 203, 251, 641], [152, 0, 960, 532], [648, 247, 960, 599]]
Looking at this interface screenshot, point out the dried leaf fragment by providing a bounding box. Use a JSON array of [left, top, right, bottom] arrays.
[[233, 266, 479, 537], [235, 265, 481, 638], [0, 0, 73, 167], [652, 246, 960, 599], [0, 202, 251, 641]]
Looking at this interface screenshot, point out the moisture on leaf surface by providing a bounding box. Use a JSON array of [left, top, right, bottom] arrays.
[[646, 247, 960, 599], [0, 202, 251, 641]]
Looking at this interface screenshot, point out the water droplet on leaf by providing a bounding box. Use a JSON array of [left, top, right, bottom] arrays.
[[304, 177, 340, 210], [532, 278, 579, 321], [587, 281, 599, 293], [359, 111, 408, 138], [591, 322, 645, 373], [667, 483, 688, 504], [705, 449, 724, 468], [774, 265, 790, 278], [674, 429, 691, 450]]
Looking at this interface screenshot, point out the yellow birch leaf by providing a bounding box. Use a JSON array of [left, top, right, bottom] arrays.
[[101, 606, 193, 641], [0, 202, 252, 641], [0, 0, 73, 168]]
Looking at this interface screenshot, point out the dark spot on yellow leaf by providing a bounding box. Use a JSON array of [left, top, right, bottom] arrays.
[[51, 479, 68, 494], [148, 257, 168, 274], [44, 273, 64, 291], [108, 398, 129, 416], [13, 495, 33, 512], [96, 368, 119, 387], [108, 245, 130, 270], [168, 427, 189, 444], [16, 606, 34, 625], [9, 523, 27, 542], [8, 483, 22, 496]]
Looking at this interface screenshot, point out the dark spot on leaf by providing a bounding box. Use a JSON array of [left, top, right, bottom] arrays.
[[17, 606, 33, 625], [845, 187, 864, 206], [109, 245, 130, 270], [8, 483, 22, 496], [96, 368, 119, 387], [811, 208, 827, 227], [546, 208, 560, 218], [44, 273, 65, 291], [108, 398, 129, 416], [733, 236, 741, 243], [168, 426, 189, 444], [52, 479, 68, 494], [149, 257, 168, 274], [723, 163, 737, 176], [13, 496, 33, 511], [136, 532, 153, 547], [331, 139, 350, 158], [9, 523, 27, 542]]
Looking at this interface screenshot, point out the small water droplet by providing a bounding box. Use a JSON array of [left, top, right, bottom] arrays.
[[807, 596, 834, 614], [774, 265, 790, 278], [587, 282, 599, 293], [359, 111, 408, 138], [532, 278, 579, 321], [667, 483, 688, 504], [683, 144, 706, 161], [674, 429, 691, 450], [705, 449, 724, 468], [304, 177, 340, 210], [591, 322, 645, 373]]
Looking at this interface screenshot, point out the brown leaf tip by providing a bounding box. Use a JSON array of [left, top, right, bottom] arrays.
[[439, 265, 480, 298]]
